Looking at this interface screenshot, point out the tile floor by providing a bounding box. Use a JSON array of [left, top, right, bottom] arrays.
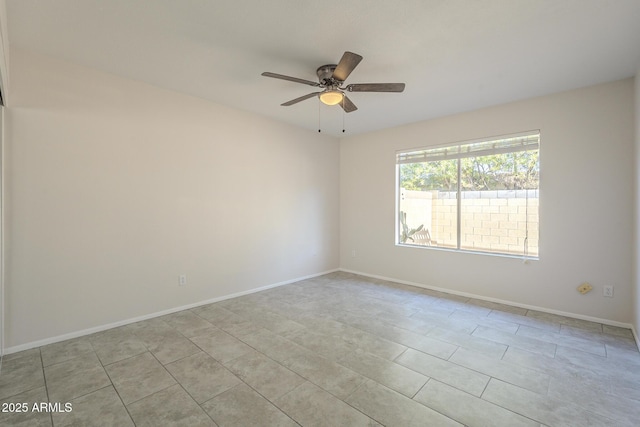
[[1, 272, 639, 426]]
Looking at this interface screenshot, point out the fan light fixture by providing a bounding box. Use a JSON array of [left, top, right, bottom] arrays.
[[319, 90, 343, 106], [262, 51, 406, 114]]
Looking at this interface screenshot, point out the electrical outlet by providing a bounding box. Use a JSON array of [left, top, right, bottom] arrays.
[[603, 285, 613, 297], [179, 274, 187, 286], [351, 249, 356, 258]]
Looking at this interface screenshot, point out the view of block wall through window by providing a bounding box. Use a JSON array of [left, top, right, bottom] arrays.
[[397, 131, 539, 258], [400, 189, 539, 256]]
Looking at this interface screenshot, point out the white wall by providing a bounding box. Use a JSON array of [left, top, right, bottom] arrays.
[[0, 0, 8, 100], [4, 49, 340, 349], [341, 79, 635, 324], [0, 0, 7, 359], [634, 70, 640, 341]]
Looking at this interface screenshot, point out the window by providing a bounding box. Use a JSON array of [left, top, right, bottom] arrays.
[[396, 131, 540, 258]]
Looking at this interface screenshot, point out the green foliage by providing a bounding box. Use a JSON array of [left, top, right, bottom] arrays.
[[399, 211, 424, 243], [400, 151, 539, 191]]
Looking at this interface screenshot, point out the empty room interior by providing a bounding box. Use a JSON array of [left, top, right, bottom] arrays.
[[1, 1, 640, 426]]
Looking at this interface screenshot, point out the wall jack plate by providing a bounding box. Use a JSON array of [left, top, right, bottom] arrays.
[[577, 283, 593, 294], [603, 285, 614, 298]]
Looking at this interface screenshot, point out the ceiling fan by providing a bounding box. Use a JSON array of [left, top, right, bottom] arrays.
[[261, 51, 405, 113]]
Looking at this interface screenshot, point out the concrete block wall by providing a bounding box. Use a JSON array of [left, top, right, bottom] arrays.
[[400, 189, 539, 256]]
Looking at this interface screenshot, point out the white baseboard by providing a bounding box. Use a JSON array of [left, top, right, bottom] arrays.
[[340, 268, 635, 331], [4, 269, 338, 355]]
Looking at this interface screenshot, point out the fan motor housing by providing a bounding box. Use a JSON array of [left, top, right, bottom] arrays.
[[316, 64, 340, 85]]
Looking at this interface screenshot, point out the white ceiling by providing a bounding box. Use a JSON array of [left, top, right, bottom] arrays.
[[6, 0, 640, 137]]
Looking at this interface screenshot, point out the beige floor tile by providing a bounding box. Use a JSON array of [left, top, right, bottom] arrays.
[[482, 378, 624, 427], [448, 309, 520, 334], [281, 350, 366, 400], [162, 311, 217, 338], [547, 373, 640, 424], [291, 317, 407, 361], [400, 292, 441, 311], [190, 304, 251, 333], [275, 381, 380, 426], [466, 298, 528, 316], [472, 325, 557, 357], [609, 373, 640, 401], [89, 328, 148, 366], [434, 297, 492, 316], [604, 342, 640, 366], [129, 317, 173, 333], [239, 328, 308, 364], [348, 317, 458, 359], [0, 351, 45, 400], [558, 324, 639, 352], [141, 329, 201, 365], [283, 327, 359, 361], [104, 352, 176, 404], [338, 328, 408, 361], [223, 350, 306, 401], [449, 347, 550, 394], [202, 383, 296, 427], [395, 348, 489, 397], [525, 310, 603, 333], [215, 297, 259, 313], [554, 346, 614, 375], [422, 290, 470, 304], [51, 385, 133, 427], [44, 353, 111, 403], [127, 384, 215, 426], [40, 338, 95, 367], [487, 310, 561, 332], [414, 379, 540, 427], [501, 346, 556, 372], [165, 352, 241, 403], [338, 349, 427, 397], [516, 324, 606, 356], [0, 386, 52, 427], [218, 319, 263, 338], [242, 309, 306, 336], [1, 348, 41, 363], [602, 324, 635, 338], [374, 310, 436, 334], [190, 328, 254, 363], [345, 379, 462, 426], [426, 326, 508, 359]]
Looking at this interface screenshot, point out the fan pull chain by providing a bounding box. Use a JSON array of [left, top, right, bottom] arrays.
[[318, 101, 321, 133], [342, 102, 346, 133]]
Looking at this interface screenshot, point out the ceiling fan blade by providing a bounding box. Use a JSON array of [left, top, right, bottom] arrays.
[[346, 83, 405, 92], [281, 92, 322, 106], [262, 72, 321, 87], [332, 51, 363, 82], [340, 95, 358, 113]]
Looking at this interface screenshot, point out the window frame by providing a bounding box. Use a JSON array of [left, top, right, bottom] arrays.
[[395, 130, 540, 259]]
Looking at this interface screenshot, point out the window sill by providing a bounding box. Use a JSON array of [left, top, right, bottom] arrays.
[[396, 243, 539, 262]]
